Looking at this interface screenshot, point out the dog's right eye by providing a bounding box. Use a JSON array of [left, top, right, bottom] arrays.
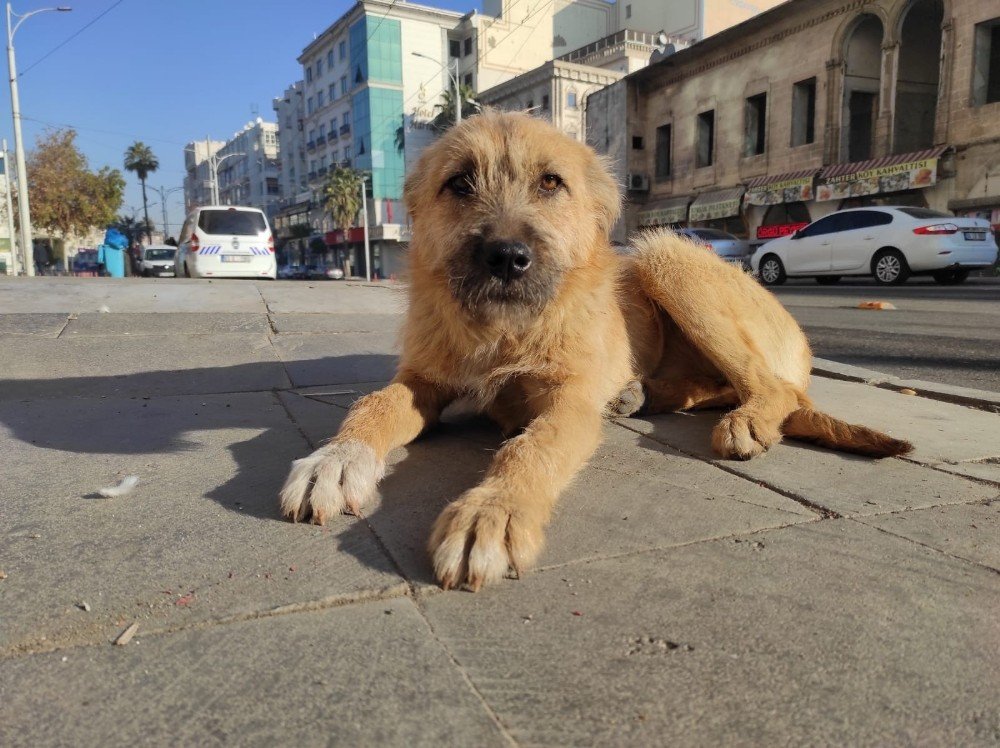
[[446, 174, 474, 196], [445, 173, 474, 197]]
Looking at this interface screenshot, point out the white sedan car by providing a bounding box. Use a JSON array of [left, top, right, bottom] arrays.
[[752, 206, 998, 285]]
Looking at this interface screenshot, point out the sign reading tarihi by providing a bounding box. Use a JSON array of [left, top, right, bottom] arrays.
[[746, 175, 814, 206], [816, 157, 938, 202]]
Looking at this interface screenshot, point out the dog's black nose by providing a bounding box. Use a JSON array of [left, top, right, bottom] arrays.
[[480, 240, 532, 282]]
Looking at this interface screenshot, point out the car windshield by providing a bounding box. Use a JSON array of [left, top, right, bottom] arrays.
[[897, 207, 953, 219], [145, 248, 176, 261], [198, 209, 267, 236]]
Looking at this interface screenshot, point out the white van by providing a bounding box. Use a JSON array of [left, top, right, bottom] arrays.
[[176, 206, 276, 280]]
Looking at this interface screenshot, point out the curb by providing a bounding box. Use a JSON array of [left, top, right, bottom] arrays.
[[812, 357, 1000, 414]]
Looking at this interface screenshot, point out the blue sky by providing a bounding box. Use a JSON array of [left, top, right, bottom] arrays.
[[2, 0, 479, 238]]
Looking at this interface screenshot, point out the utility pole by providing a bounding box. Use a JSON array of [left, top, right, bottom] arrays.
[[360, 173, 371, 282], [2, 139, 17, 274]]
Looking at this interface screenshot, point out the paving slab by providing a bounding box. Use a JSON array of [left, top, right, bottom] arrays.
[[61, 312, 269, 337], [420, 520, 1000, 746], [857, 500, 1000, 572], [270, 332, 398, 387], [618, 411, 996, 517], [0, 597, 509, 747], [270, 312, 404, 335], [0, 313, 67, 336], [0, 392, 401, 654], [0, 334, 290, 400], [259, 281, 406, 314], [0, 277, 268, 313]]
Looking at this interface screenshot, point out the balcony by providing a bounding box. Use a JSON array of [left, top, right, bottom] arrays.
[[316, 135, 327, 146], [318, 166, 328, 176], [328, 129, 339, 141], [308, 171, 317, 181], [339, 124, 351, 136], [306, 140, 316, 151]]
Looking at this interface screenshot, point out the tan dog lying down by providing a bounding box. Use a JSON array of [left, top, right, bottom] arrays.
[[280, 111, 911, 590]]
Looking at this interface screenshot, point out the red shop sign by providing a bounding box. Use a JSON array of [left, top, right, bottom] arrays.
[[757, 222, 809, 240]]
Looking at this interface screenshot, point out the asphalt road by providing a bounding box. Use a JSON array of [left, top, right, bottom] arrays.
[[770, 276, 1000, 394]]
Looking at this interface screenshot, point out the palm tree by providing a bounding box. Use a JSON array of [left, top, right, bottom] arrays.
[[123, 142, 159, 243], [430, 84, 479, 133], [323, 167, 364, 233]]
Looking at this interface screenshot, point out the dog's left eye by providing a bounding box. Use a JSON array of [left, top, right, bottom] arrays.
[[445, 173, 474, 197], [539, 174, 562, 193]]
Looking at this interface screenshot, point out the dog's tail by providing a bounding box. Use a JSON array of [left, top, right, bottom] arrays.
[[781, 406, 913, 458]]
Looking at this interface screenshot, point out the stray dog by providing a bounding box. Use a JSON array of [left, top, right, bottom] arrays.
[[280, 111, 911, 590]]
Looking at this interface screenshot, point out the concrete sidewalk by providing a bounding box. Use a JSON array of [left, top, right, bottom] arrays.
[[0, 277, 997, 746]]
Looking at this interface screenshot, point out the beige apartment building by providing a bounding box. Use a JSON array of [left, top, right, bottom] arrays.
[[588, 0, 1000, 245]]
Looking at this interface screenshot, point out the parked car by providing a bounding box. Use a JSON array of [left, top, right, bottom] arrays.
[[305, 264, 344, 280], [675, 228, 752, 266], [138, 245, 177, 277], [175, 206, 277, 280], [752, 206, 998, 285]]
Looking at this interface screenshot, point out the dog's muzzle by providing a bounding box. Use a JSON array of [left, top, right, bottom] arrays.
[[477, 240, 533, 283]]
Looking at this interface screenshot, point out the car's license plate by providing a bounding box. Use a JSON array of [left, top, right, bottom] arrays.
[[963, 231, 986, 241], [222, 255, 251, 263]]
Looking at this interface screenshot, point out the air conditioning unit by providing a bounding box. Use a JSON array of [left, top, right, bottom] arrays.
[[627, 173, 649, 191]]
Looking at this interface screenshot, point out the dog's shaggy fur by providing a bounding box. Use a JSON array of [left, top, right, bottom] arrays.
[[280, 111, 912, 590]]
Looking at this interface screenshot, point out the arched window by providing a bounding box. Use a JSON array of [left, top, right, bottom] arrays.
[[842, 14, 885, 161], [893, 0, 943, 153]]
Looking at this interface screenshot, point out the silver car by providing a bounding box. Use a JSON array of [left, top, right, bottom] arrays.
[[675, 228, 752, 266]]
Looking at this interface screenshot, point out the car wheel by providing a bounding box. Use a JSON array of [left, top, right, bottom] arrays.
[[872, 249, 910, 285], [932, 268, 969, 285], [758, 254, 786, 285], [815, 276, 841, 285]]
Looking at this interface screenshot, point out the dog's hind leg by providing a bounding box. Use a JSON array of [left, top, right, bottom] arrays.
[[631, 229, 808, 459]]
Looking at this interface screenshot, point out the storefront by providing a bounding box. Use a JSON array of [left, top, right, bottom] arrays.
[[688, 187, 746, 237], [636, 196, 691, 230], [744, 170, 817, 244], [815, 146, 948, 209]]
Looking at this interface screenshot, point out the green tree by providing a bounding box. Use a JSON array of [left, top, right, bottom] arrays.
[[123, 141, 159, 243], [430, 84, 479, 133], [323, 166, 364, 233], [27, 129, 125, 266]]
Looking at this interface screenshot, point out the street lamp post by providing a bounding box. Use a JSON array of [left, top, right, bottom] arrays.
[[411, 51, 462, 127], [150, 185, 182, 241], [209, 148, 245, 205], [5, 3, 71, 277]]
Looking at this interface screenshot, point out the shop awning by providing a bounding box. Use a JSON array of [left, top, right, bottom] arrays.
[[815, 146, 949, 202], [637, 196, 690, 227], [744, 169, 817, 206], [689, 187, 745, 222]]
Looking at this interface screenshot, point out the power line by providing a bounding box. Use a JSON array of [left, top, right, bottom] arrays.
[[19, 0, 128, 77]]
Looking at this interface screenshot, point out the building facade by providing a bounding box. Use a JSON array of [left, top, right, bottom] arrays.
[[587, 0, 1000, 246], [215, 119, 281, 217], [182, 139, 224, 214]]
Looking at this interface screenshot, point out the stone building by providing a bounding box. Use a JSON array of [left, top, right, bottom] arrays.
[[587, 0, 1000, 245]]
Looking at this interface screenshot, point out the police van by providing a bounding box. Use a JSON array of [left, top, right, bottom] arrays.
[[176, 206, 276, 280]]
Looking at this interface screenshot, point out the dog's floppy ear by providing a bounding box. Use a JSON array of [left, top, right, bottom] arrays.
[[586, 153, 622, 237]]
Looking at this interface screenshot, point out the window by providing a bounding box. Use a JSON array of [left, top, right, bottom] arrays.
[[318, 124, 326, 138], [791, 78, 816, 146], [744, 92, 767, 156], [972, 19, 1000, 105], [339, 40, 347, 60], [464, 73, 473, 87], [316, 59, 323, 77], [464, 37, 472, 56], [340, 76, 347, 97], [450, 39, 461, 58], [343, 144, 352, 160], [317, 90, 325, 108], [305, 65, 313, 83], [330, 116, 338, 132], [329, 83, 336, 101], [307, 97, 315, 114], [327, 50, 335, 68], [542, 94, 549, 109], [567, 91, 577, 108], [632, 135, 644, 150], [796, 214, 842, 238], [696, 110, 714, 167], [626, 4, 631, 19], [840, 210, 893, 230], [198, 209, 266, 235], [654, 124, 671, 180]]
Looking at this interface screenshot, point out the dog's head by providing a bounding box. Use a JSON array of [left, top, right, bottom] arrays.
[[404, 110, 621, 319]]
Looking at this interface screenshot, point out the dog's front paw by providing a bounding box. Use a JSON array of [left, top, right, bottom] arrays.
[[279, 439, 385, 524], [609, 378, 645, 417], [711, 412, 781, 460], [428, 487, 543, 591]]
